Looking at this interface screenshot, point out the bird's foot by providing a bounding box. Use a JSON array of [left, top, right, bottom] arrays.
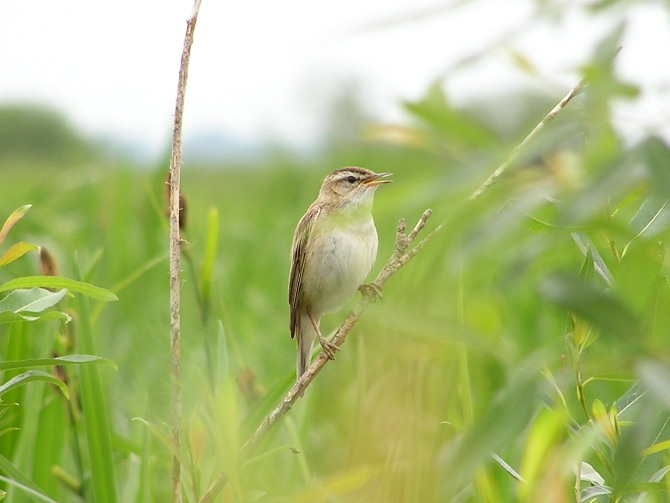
[[359, 282, 383, 302], [318, 334, 339, 360]]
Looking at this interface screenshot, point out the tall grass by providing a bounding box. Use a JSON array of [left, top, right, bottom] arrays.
[[1, 19, 670, 503]]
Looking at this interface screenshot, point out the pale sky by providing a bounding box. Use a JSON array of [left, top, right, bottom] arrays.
[[1, 0, 668, 157]]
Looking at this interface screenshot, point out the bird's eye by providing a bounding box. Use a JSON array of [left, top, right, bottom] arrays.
[[346, 176, 356, 184]]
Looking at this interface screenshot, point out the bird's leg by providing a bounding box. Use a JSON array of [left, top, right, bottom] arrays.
[[358, 282, 383, 302], [308, 311, 338, 360]]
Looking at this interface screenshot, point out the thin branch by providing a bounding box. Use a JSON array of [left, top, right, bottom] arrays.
[[469, 78, 585, 201], [169, 2, 202, 502], [198, 209, 440, 503]]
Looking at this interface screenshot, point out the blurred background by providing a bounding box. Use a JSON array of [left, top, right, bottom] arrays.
[[2, 1, 670, 502], [1, 0, 668, 162]]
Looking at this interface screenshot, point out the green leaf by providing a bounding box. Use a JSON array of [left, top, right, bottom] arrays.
[[199, 206, 219, 323], [0, 370, 68, 399], [540, 274, 642, 340], [629, 195, 670, 239], [0, 288, 67, 314], [74, 291, 118, 502], [622, 194, 670, 257], [0, 242, 39, 268], [572, 232, 614, 286], [580, 462, 605, 486], [637, 360, 670, 410], [0, 276, 117, 302], [403, 81, 497, 148], [640, 136, 670, 194], [615, 383, 645, 418], [518, 407, 569, 496], [0, 463, 58, 503], [0, 310, 71, 325], [442, 369, 540, 495], [490, 452, 524, 482], [0, 205, 32, 246], [582, 485, 612, 499], [132, 417, 184, 463], [0, 354, 116, 372], [642, 439, 670, 456]]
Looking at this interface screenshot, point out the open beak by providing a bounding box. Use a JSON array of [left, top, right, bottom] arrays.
[[362, 172, 393, 187]]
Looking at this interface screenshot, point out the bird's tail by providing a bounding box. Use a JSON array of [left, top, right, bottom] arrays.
[[296, 315, 317, 379]]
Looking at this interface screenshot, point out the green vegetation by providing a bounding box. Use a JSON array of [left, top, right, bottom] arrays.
[[0, 105, 93, 169], [1, 18, 670, 503]]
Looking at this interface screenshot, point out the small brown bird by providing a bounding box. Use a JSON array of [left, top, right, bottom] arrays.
[[288, 167, 391, 378]]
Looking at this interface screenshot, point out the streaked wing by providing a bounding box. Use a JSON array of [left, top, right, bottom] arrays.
[[288, 205, 320, 338]]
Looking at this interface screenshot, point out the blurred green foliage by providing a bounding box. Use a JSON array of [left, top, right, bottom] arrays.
[[1, 3, 670, 503], [0, 104, 93, 169]]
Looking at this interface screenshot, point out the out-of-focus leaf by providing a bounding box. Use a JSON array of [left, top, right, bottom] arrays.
[[639, 136, 670, 195], [615, 383, 645, 418], [584, 24, 637, 100], [648, 464, 670, 483], [540, 274, 642, 340], [622, 193, 670, 258], [442, 369, 540, 496], [616, 239, 664, 313], [0, 403, 17, 421], [0, 354, 116, 372], [0, 310, 71, 325], [133, 417, 183, 462], [491, 452, 524, 482], [628, 195, 670, 240], [561, 153, 642, 225], [0, 204, 32, 246], [637, 360, 670, 410], [363, 123, 428, 148], [573, 232, 614, 286], [403, 81, 497, 148], [641, 439, 670, 456], [240, 371, 295, 439], [507, 49, 537, 75], [199, 206, 219, 323], [0, 276, 117, 302], [289, 466, 372, 503], [0, 288, 66, 314], [581, 485, 612, 499], [0, 370, 68, 399], [580, 462, 605, 485], [0, 457, 58, 503], [0, 242, 39, 267], [518, 407, 568, 496], [592, 399, 618, 445]]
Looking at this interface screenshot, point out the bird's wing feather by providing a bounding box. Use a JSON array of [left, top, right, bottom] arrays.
[[288, 205, 320, 338]]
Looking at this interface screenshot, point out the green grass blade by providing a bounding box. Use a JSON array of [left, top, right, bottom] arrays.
[[199, 207, 219, 323], [0, 276, 117, 302], [0, 370, 68, 399], [31, 395, 68, 498], [0, 242, 39, 268], [0, 354, 116, 372], [75, 293, 118, 502], [0, 310, 71, 325], [0, 473, 57, 503], [0, 205, 32, 246]]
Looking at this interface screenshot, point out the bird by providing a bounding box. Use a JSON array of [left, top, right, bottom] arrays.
[[288, 167, 391, 378]]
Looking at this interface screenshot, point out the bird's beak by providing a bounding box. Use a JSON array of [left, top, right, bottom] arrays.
[[363, 172, 393, 186]]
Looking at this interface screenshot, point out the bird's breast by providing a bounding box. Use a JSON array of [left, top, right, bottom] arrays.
[[302, 217, 378, 314]]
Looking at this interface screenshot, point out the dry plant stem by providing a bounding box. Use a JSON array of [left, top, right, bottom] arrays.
[[198, 209, 440, 503], [169, 2, 202, 502], [469, 78, 585, 200]]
